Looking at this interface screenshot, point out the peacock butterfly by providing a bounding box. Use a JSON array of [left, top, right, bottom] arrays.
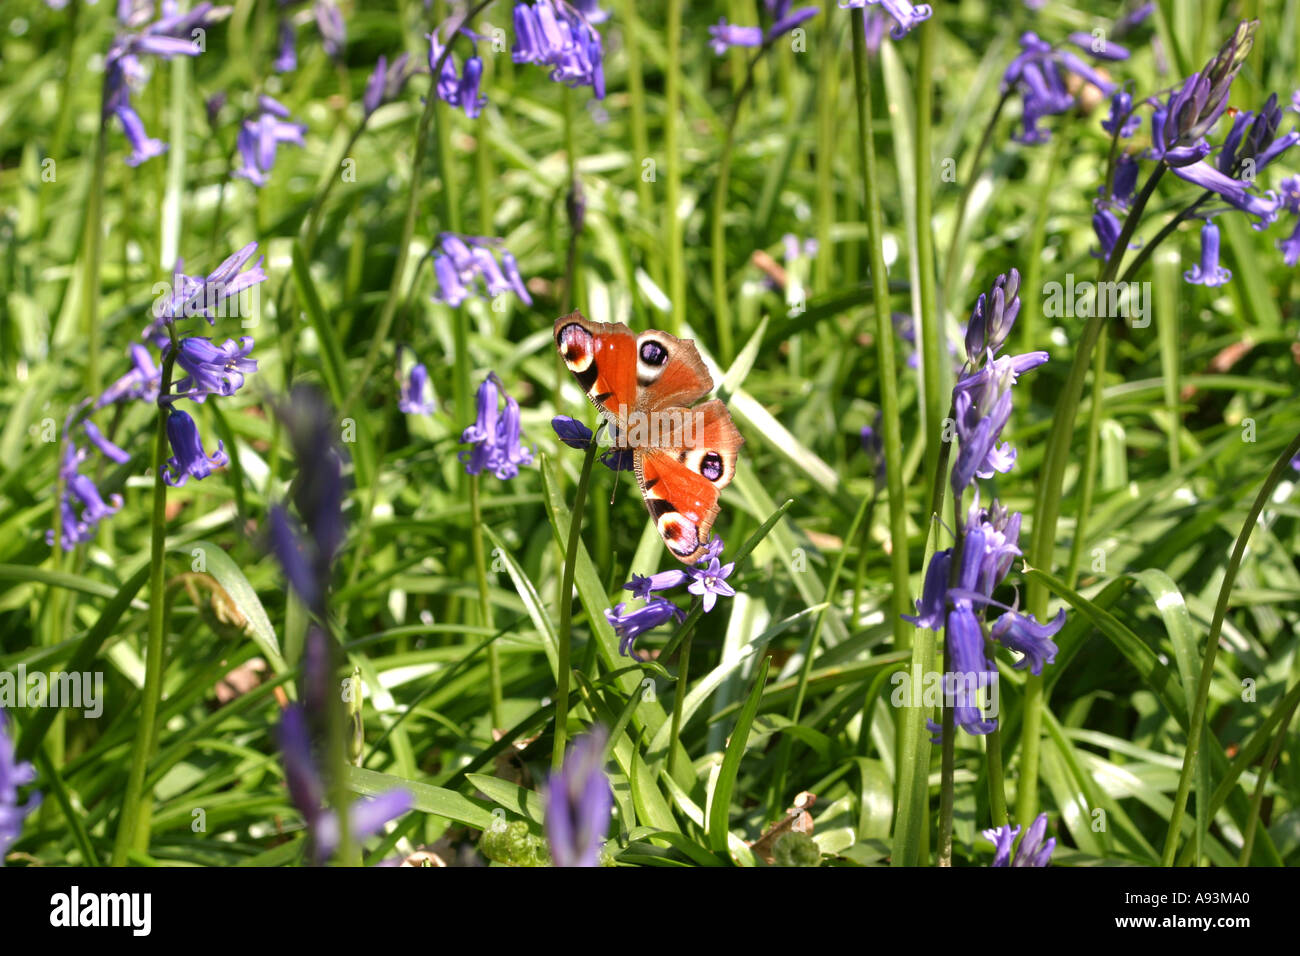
[[554, 311, 744, 564]]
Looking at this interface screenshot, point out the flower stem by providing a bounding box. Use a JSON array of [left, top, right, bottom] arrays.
[[553, 433, 601, 771], [110, 335, 179, 866], [1019, 164, 1166, 826], [1064, 324, 1107, 588], [664, 0, 684, 336], [813, 0, 840, 292], [940, 89, 1010, 311], [469, 474, 502, 728], [665, 626, 694, 779], [80, 110, 108, 399], [1162, 430, 1300, 865], [849, 8, 920, 864]]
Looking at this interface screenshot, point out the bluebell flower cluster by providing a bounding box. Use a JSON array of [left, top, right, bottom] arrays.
[[1002, 29, 1123, 145], [513, 1, 606, 99], [983, 812, 1056, 867], [1, 708, 41, 864], [430, 233, 532, 307], [268, 386, 347, 615], [104, 2, 219, 166], [709, 2, 819, 55], [233, 96, 308, 187], [543, 727, 613, 867], [607, 538, 733, 656], [460, 374, 535, 480], [427, 24, 488, 119], [48, 419, 125, 550], [363, 53, 415, 118], [840, 1, 931, 40], [902, 270, 1062, 736]]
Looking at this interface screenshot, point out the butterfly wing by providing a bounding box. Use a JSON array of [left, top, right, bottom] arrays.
[[554, 312, 639, 432], [635, 399, 744, 563]]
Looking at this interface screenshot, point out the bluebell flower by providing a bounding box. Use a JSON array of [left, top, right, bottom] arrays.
[[147, 242, 266, 344], [314, 0, 345, 58], [945, 607, 998, 735], [543, 728, 612, 867], [1184, 218, 1232, 286], [398, 361, 435, 415], [1002, 30, 1117, 145], [840, 1, 931, 40], [860, 414, 886, 482], [278, 704, 412, 863], [951, 350, 1049, 493], [431, 234, 531, 306], [984, 812, 1055, 866], [233, 99, 307, 187], [172, 336, 258, 402], [81, 419, 131, 464], [274, 17, 297, 72], [624, 570, 690, 601], [710, 3, 818, 55], [989, 608, 1064, 674], [459, 374, 535, 480], [268, 387, 347, 614], [902, 549, 951, 630], [550, 416, 633, 471], [1276, 176, 1300, 265], [116, 104, 167, 166], [1, 708, 41, 864], [1110, 152, 1139, 208], [688, 556, 737, 613], [697, 536, 727, 565], [512, 1, 606, 99], [48, 439, 124, 550], [363, 53, 414, 117], [963, 268, 1021, 363], [161, 409, 227, 487], [98, 343, 161, 408], [572, 0, 608, 24], [1101, 88, 1140, 138], [607, 599, 687, 657], [1092, 203, 1124, 259], [926, 718, 943, 745]]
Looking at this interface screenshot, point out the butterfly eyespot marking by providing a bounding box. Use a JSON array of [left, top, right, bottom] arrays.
[[556, 323, 594, 372], [657, 512, 699, 556], [700, 451, 724, 482], [639, 341, 668, 366]]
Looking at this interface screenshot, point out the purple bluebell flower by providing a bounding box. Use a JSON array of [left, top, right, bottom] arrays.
[[1184, 218, 1232, 286], [116, 104, 167, 166], [161, 409, 227, 487], [81, 419, 131, 465], [572, 0, 608, 24], [708, 20, 763, 54], [171, 336, 258, 402], [274, 18, 297, 72], [1167, 159, 1280, 229], [512, 1, 606, 99], [687, 556, 737, 613], [963, 268, 1021, 363], [278, 704, 412, 863], [1002, 30, 1117, 145], [543, 728, 613, 867], [1068, 31, 1129, 61], [268, 387, 347, 613], [984, 812, 1055, 866], [1276, 177, 1300, 265], [1110, 152, 1139, 209], [431, 234, 532, 306], [459, 374, 535, 480], [363, 53, 414, 117], [314, 1, 345, 58], [926, 718, 943, 745], [1101, 88, 1140, 138], [48, 438, 124, 550], [624, 570, 690, 601], [709, 2, 818, 55], [1092, 204, 1124, 260], [951, 350, 1049, 493], [98, 343, 161, 407], [147, 243, 266, 344], [902, 549, 951, 630], [946, 607, 998, 735], [1, 708, 41, 863], [841, 0, 931, 40], [426, 25, 492, 118], [607, 599, 686, 657], [551, 416, 633, 470], [233, 100, 307, 187], [398, 361, 435, 415], [989, 608, 1064, 674]]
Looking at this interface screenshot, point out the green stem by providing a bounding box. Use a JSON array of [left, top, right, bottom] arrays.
[[553, 433, 601, 771], [1019, 164, 1166, 826], [1064, 325, 1107, 588], [940, 90, 1010, 311], [1238, 693, 1299, 866], [914, 15, 945, 516], [1162, 430, 1300, 865], [664, 0, 684, 335], [110, 335, 179, 866], [621, 0, 655, 263], [469, 474, 502, 728], [813, 0, 839, 293], [80, 111, 108, 399], [666, 628, 695, 779]]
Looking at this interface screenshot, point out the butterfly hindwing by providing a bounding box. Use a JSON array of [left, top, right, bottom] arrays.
[[635, 399, 744, 564]]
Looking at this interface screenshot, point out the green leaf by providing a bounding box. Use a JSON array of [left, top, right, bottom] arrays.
[[183, 540, 285, 673], [344, 765, 495, 830], [707, 655, 771, 860]]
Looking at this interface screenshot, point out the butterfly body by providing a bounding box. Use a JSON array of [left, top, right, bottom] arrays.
[[554, 312, 743, 564]]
